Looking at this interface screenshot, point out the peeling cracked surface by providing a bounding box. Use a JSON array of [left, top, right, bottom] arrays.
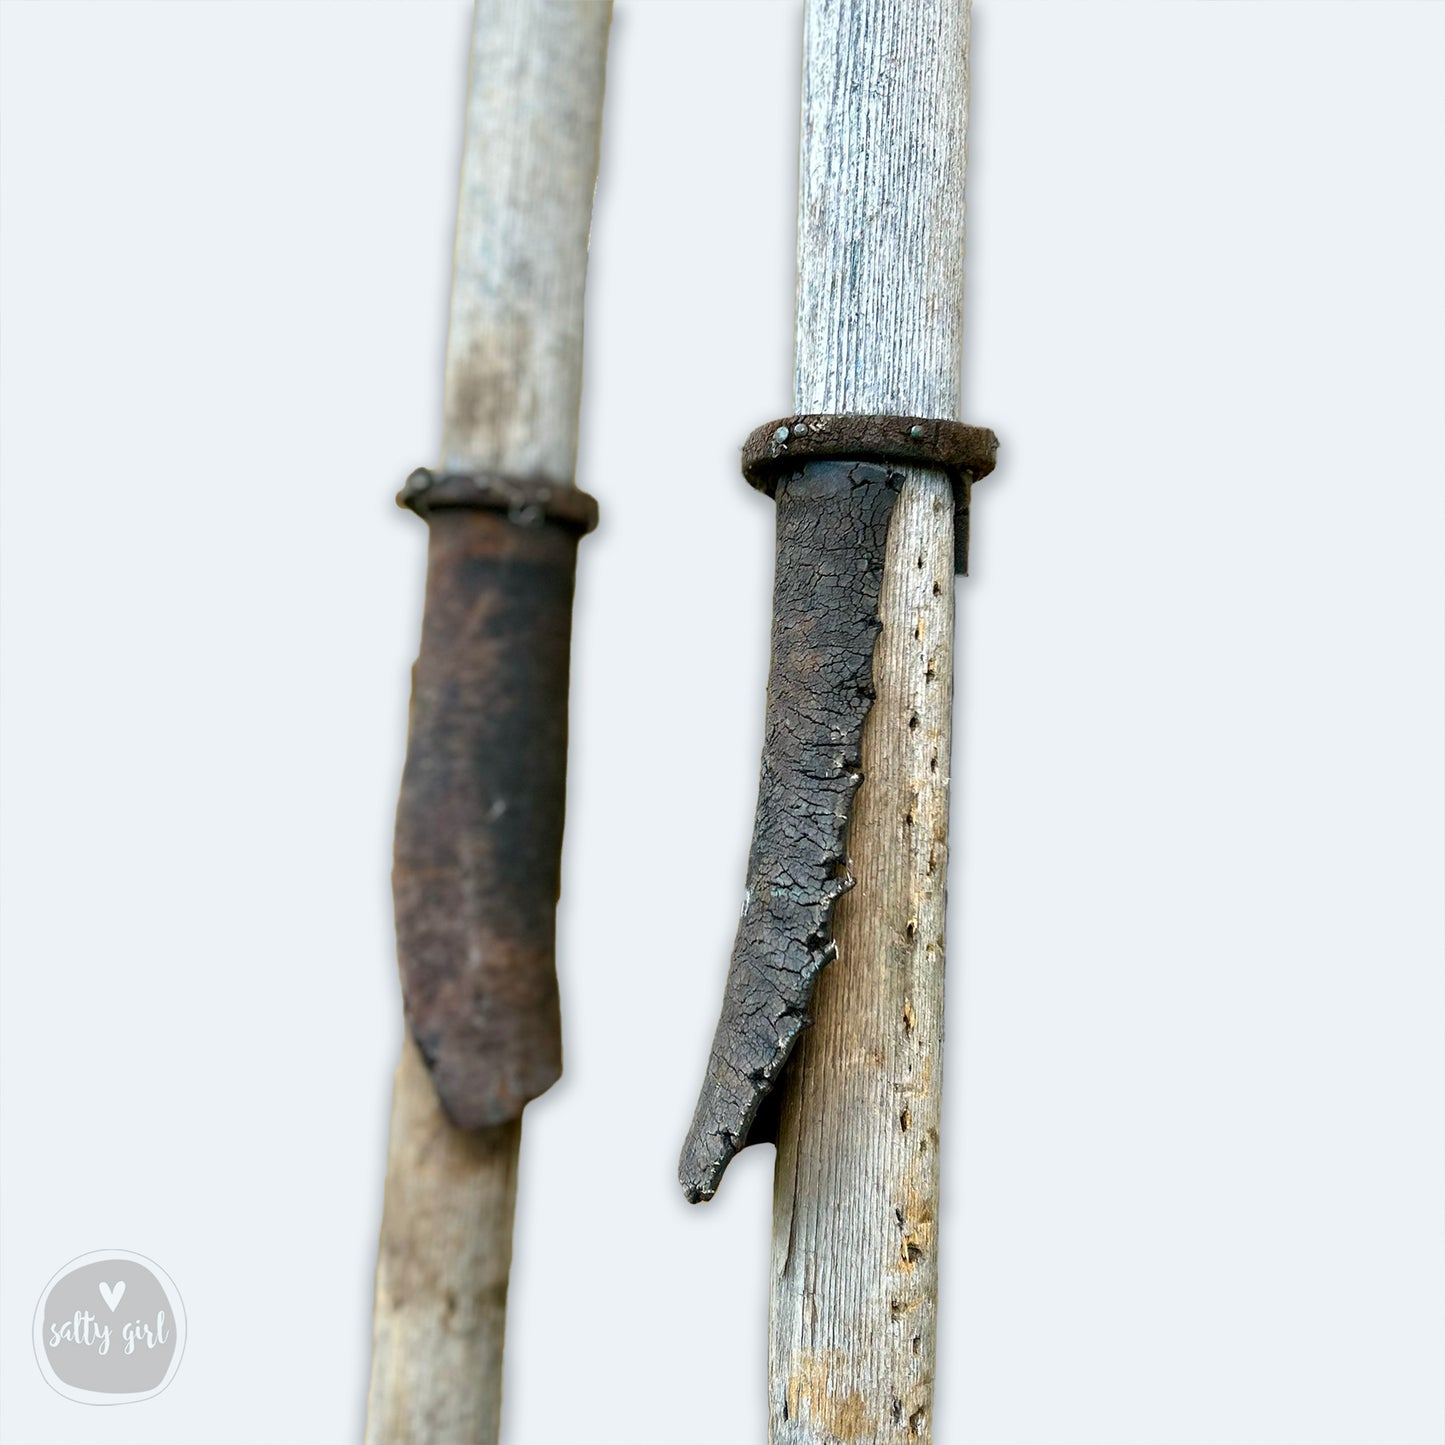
[[679, 458, 904, 1202]]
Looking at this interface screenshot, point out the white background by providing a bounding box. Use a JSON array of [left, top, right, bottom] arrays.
[[2, 3, 1441, 1443]]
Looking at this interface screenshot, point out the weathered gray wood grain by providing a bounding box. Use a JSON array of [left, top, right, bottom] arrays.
[[441, 1, 611, 483], [367, 1039, 522, 1444], [770, 2, 971, 1440], [366, 4, 609, 1442]]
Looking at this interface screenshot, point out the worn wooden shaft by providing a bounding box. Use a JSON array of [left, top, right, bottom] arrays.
[[366, 4, 609, 1442], [367, 1041, 522, 1444], [440, 1, 610, 480], [770, 2, 970, 1441]]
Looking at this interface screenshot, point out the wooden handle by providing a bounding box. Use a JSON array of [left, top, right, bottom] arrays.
[[770, 2, 972, 1440], [366, 3, 610, 1440]]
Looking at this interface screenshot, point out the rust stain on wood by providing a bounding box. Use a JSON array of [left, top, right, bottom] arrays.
[[786, 1351, 870, 1440]]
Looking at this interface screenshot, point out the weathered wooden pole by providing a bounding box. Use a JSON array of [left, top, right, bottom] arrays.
[[365, 4, 610, 1442], [768, 5, 972, 1440]]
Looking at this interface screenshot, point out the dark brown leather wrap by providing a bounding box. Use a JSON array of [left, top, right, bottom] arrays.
[[393, 476, 594, 1130]]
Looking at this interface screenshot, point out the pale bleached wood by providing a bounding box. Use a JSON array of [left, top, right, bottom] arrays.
[[367, 1040, 522, 1444], [771, 3, 971, 1441], [367, 4, 609, 1442], [442, 1, 611, 481]]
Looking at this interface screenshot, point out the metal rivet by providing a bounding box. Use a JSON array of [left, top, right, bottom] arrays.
[[773, 426, 790, 443], [909, 425, 924, 440], [793, 422, 808, 435]]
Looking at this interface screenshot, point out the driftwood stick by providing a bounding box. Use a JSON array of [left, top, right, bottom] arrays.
[[366, 4, 609, 1442], [770, 2, 971, 1441], [367, 1041, 522, 1443]]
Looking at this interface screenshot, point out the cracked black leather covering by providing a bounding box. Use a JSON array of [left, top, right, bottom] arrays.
[[394, 483, 591, 1130], [679, 458, 905, 1202]]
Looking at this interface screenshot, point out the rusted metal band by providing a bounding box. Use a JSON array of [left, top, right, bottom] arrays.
[[393, 479, 588, 1130], [400, 467, 600, 535], [742, 414, 997, 575]]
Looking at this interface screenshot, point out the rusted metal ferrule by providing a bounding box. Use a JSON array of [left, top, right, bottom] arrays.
[[742, 414, 997, 574], [393, 467, 598, 1131], [399, 467, 599, 533]]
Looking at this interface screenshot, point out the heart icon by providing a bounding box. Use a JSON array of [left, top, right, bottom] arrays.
[[98, 1280, 126, 1312]]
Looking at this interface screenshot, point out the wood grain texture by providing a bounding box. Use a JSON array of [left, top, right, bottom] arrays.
[[792, 1, 968, 421], [367, 3, 609, 1441], [442, 0, 611, 482], [770, 2, 970, 1441], [367, 1039, 522, 1444]]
